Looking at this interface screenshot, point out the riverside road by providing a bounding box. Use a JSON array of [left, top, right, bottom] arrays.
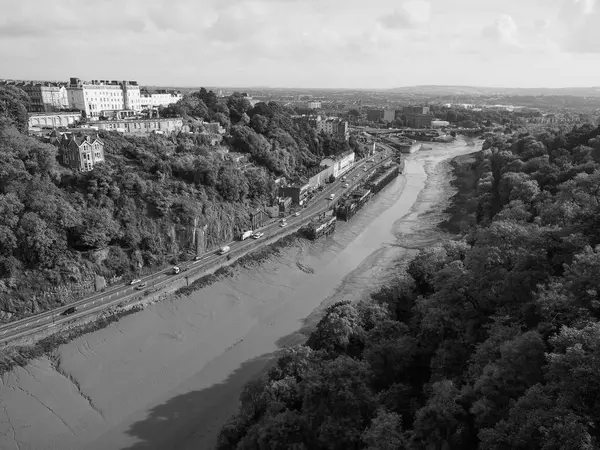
[[0, 146, 394, 345]]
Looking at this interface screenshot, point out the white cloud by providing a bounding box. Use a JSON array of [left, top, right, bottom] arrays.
[[555, 0, 600, 52], [482, 14, 523, 48], [379, 1, 431, 29]]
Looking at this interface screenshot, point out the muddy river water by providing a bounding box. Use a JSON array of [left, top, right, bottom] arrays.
[[0, 138, 480, 450]]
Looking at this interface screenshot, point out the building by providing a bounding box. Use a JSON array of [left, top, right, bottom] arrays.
[[307, 101, 321, 109], [16, 82, 69, 112], [28, 111, 82, 130], [91, 118, 185, 134], [431, 120, 450, 128], [316, 118, 349, 141], [367, 109, 384, 122], [383, 109, 396, 123], [402, 106, 433, 128], [59, 133, 105, 172], [319, 151, 355, 179], [279, 197, 293, 217], [279, 183, 310, 205], [293, 115, 349, 140], [140, 89, 182, 109], [67, 77, 142, 119], [250, 209, 269, 229]]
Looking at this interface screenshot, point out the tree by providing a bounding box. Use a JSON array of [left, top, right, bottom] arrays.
[[361, 407, 406, 450], [227, 92, 252, 123], [0, 85, 29, 132]]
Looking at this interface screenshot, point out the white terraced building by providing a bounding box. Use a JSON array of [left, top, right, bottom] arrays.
[[66, 77, 142, 119]]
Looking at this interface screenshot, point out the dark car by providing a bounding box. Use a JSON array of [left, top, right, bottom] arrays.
[[62, 307, 77, 316]]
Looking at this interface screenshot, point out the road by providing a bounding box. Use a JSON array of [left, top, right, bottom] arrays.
[[0, 146, 394, 345]]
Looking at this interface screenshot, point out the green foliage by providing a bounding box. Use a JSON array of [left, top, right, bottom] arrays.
[[0, 86, 29, 133], [221, 123, 600, 449]]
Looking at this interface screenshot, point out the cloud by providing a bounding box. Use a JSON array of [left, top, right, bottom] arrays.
[[555, 0, 600, 52], [482, 14, 523, 48], [379, 1, 431, 29]]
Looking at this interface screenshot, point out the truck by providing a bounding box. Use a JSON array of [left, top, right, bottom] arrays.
[[219, 246, 231, 255], [240, 230, 253, 241], [172, 266, 180, 275]]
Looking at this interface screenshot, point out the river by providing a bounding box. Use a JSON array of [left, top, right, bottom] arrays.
[[0, 138, 480, 450]]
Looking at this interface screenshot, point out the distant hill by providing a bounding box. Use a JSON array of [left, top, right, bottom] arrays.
[[386, 85, 600, 97]]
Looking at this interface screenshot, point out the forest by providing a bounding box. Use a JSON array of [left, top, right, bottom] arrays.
[[0, 86, 356, 322], [216, 123, 600, 449]]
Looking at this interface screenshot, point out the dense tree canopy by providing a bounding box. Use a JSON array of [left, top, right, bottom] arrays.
[[218, 123, 600, 449]]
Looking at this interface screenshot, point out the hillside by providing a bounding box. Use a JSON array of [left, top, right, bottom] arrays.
[[0, 87, 359, 323]]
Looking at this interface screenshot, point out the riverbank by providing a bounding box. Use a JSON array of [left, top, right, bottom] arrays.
[[0, 140, 479, 450]]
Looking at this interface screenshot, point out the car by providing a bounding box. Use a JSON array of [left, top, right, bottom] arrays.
[[328, 194, 335, 200], [343, 183, 349, 188], [62, 307, 77, 316], [280, 222, 287, 227], [252, 232, 264, 239], [195, 256, 202, 261], [136, 282, 147, 290], [130, 279, 142, 285], [363, 168, 368, 172], [294, 212, 300, 217]]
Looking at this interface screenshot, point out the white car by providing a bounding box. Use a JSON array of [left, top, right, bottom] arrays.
[[328, 194, 335, 200], [130, 279, 142, 285], [252, 232, 264, 239], [280, 222, 287, 227], [294, 212, 300, 217], [343, 183, 349, 188]]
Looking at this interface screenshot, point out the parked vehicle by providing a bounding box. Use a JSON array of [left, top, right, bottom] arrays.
[[195, 256, 202, 261], [219, 246, 231, 255], [130, 279, 142, 285], [343, 183, 349, 188], [294, 212, 300, 217], [136, 282, 147, 290], [280, 222, 287, 227], [252, 232, 264, 239], [172, 266, 180, 275], [328, 194, 335, 200], [62, 307, 77, 316], [240, 230, 253, 241]]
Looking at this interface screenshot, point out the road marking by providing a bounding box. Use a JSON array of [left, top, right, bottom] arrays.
[[36, 319, 40, 324], [82, 303, 88, 308], [15, 325, 21, 329], [1, 330, 5, 335]]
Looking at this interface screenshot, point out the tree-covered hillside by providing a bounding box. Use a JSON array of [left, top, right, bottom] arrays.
[[217, 123, 600, 449], [0, 86, 356, 322]]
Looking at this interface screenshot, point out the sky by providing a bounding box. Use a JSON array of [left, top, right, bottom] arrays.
[[1, 0, 599, 89]]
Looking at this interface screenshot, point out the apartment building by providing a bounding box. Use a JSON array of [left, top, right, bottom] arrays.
[[307, 101, 321, 109], [1, 81, 69, 112], [59, 133, 105, 172], [140, 89, 182, 109], [66, 77, 142, 119]]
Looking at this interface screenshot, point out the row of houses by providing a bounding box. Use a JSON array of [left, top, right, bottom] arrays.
[[1, 77, 182, 115], [278, 151, 356, 206]]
